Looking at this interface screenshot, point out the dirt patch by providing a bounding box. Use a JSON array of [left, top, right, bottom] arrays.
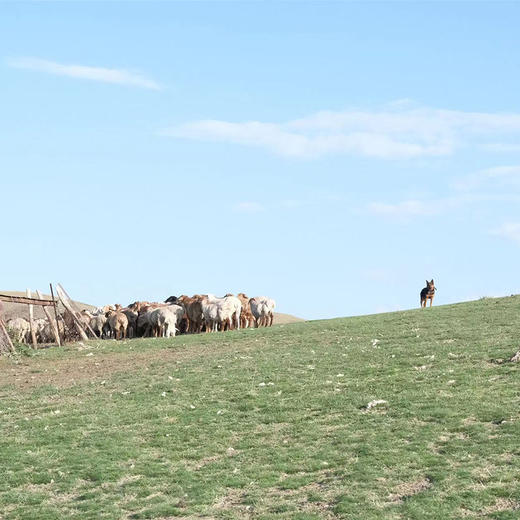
[[0, 337, 264, 392], [186, 455, 221, 471], [264, 471, 336, 518], [212, 488, 253, 518], [388, 477, 432, 503], [481, 498, 520, 514]]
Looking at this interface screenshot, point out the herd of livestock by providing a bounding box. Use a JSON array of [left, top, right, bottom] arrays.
[[6, 293, 276, 344]]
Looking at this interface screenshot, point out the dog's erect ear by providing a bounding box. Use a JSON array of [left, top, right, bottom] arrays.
[[431, 279, 434, 284], [426, 279, 429, 286]]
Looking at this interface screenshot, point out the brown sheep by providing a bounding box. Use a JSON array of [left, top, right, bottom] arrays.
[[178, 295, 204, 333], [237, 293, 255, 328], [107, 310, 128, 340]]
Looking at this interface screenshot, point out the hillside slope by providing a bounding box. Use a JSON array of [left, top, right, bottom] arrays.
[[0, 297, 519, 518]]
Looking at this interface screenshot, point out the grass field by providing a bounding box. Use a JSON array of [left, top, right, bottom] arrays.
[[1, 297, 519, 519]]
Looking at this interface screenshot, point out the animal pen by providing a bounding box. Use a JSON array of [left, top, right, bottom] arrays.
[[0, 284, 96, 354]]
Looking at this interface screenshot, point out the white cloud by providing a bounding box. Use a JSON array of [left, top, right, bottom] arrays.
[[233, 202, 265, 213], [367, 200, 439, 217], [366, 193, 520, 219], [454, 165, 520, 191], [7, 57, 161, 90], [483, 143, 520, 153], [161, 104, 520, 159], [491, 222, 520, 244]]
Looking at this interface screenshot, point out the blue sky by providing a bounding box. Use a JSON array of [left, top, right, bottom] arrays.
[[1, 2, 520, 319]]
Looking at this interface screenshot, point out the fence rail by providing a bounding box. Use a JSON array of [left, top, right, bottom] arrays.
[[0, 294, 56, 307]]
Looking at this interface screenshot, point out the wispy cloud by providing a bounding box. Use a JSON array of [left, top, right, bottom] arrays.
[[367, 192, 520, 219], [483, 143, 520, 153], [233, 202, 265, 213], [233, 193, 342, 214], [161, 103, 520, 159], [454, 165, 520, 191], [491, 222, 520, 244], [367, 200, 439, 217], [7, 57, 162, 90]]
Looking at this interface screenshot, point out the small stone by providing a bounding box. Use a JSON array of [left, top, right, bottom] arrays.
[[226, 447, 238, 457], [366, 399, 387, 410]]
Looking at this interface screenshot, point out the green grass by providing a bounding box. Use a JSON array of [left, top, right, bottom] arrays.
[[1, 296, 519, 519]]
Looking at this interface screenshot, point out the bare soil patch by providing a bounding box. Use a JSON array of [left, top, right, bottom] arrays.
[[0, 337, 261, 391], [388, 477, 432, 503]]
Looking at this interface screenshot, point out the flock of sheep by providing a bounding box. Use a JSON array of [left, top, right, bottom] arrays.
[[6, 293, 276, 344]]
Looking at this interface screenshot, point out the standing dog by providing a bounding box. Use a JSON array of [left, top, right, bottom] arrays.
[[420, 279, 436, 308]]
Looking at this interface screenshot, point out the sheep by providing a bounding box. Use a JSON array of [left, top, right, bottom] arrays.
[[165, 304, 185, 337], [121, 308, 138, 338], [128, 301, 150, 313], [6, 318, 30, 344], [90, 314, 107, 338], [79, 310, 93, 329], [217, 298, 237, 331], [102, 319, 112, 339], [237, 293, 255, 328], [223, 294, 242, 330], [107, 310, 128, 340], [33, 318, 49, 343], [249, 296, 276, 327], [136, 309, 153, 337], [178, 295, 204, 333], [263, 297, 276, 327], [149, 305, 183, 337], [88, 292, 271, 339], [135, 303, 172, 337], [249, 298, 268, 327], [206, 294, 242, 331], [200, 297, 219, 332], [41, 318, 65, 343]]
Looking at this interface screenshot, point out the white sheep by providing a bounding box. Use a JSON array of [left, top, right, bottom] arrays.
[[201, 298, 219, 332], [206, 294, 242, 331], [149, 305, 183, 337], [250, 296, 276, 327], [6, 318, 30, 343], [90, 314, 107, 338]]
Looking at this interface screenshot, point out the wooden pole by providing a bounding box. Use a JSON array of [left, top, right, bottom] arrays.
[[36, 290, 61, 347], [56, 284, 97, 339], [0, 318, 15, 354], [50, 284, 62, 345], [26, 289, 38, 349], [55, 285, 89, 341]]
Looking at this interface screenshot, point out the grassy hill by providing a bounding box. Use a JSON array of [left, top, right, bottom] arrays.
[[0, 296, 519, 519]]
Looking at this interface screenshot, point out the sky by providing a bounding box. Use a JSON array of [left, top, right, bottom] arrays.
[[1, 1, 520, 320]]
